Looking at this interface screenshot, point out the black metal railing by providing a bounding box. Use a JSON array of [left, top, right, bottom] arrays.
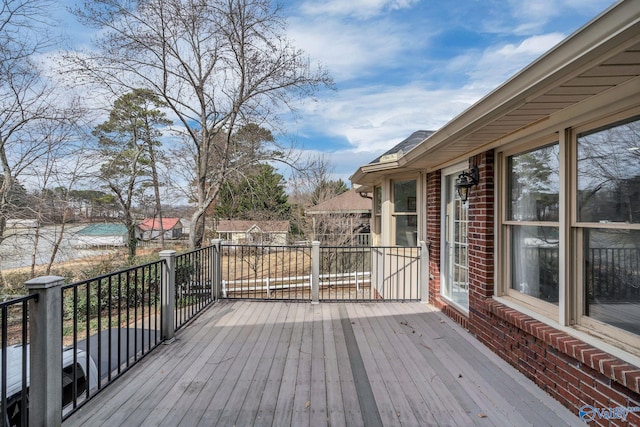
[[1, 294, 36, 427], [175, 245, 217, 330], [221, 244, 422, 302], [4, 240, 426, 425], [60, 260, 164, 419], [221, 244, 312, 300], [588, 248, 640, 302], [319, 245, 372, 301], [368, 246, 422, 301]]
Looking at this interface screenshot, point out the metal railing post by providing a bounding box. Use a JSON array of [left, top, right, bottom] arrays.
[[211, 239, 222, 300], [160, 250, 176, 342], [419, 241, 429, 303], [25, 275, 65, 427], [311, 241, 320, 304]]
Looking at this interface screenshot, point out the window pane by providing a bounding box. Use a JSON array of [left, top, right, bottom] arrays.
[[577, 117, 640, 224], [510, 225, 559, 303], [375, 186, 382, 214], [393, 180, 416, 212], [395, 215, 417, 246], [584, 228, 640, 335], [507, 144, 559, 221]]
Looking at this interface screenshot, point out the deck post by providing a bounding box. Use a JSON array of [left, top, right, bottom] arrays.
[[25, 275, 65, 427], [160, 250, 176, 341], [419, 241, 429, 303], [311, 241, 320, 304], [211, 239, 223, 300]]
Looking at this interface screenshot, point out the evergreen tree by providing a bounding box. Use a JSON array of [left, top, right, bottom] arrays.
[[93, 89, 170, 261], [215, 164, 290, 221]]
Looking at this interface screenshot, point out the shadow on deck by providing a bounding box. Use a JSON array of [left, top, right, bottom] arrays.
[[63, 301, 582, 426]]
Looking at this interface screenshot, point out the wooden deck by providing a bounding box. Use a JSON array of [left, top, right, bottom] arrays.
[[64, 301, 582, 426]]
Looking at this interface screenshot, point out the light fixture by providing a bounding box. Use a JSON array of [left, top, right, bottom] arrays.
[[455, 165, 479, 203]]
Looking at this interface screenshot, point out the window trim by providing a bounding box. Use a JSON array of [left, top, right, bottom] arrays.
[[498, 135, 561, 321], [570, 115, 640, 351], [391, 177, 418, 246], [497, 108, 640, 358]]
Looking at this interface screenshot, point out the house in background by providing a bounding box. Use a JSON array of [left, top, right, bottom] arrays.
[[139, 218, 184, 240], [75, 223, 137, 247], [305, 188, 372, 245], [352, 1, 640, 419], [214, 220, 290, 245]]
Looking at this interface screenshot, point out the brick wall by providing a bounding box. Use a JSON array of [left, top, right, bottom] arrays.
[[426, 170, 441, 307], [477, 300, 640, 426], [430, 149, 640, 425]]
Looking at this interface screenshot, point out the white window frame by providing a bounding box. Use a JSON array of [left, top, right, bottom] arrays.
[[440, 163, 470, 312]]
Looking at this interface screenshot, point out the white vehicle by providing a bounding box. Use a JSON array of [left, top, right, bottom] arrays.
[[2, 344, 98, 426]]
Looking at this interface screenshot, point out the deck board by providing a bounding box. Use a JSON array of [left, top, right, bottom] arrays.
[[64, 301, 583, 427], [321, 304, 346, 427], [223, 302, 288, 427], [330, 303, 364, 426], [366, 302, 454, 426], [193, 300, 276, 426]]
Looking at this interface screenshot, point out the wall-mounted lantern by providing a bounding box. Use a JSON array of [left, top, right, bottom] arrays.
[[455, 165, 479, 203]]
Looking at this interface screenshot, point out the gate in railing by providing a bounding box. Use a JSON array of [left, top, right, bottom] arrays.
[[221, 243, 425, 302]]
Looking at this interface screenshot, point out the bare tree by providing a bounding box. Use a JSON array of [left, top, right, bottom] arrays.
[[0, 0, 85, 265], [68, 0, 333, 248], [287, 154, 355, 243], [43, 139, 96, 275]]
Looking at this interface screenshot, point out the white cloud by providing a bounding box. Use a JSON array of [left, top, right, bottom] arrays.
[[496, 33, 565, 57], [298, 0, 418, 19], [295, 83, 480, 155], [452, 32, 566, 91], [287, 15, 428, 81], [288, 29, 568, 165]]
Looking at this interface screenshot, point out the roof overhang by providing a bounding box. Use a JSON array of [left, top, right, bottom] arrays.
[[351, 0, 640, 185]]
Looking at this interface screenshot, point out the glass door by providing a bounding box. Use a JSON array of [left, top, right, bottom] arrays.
[[442, 173, 469, 310]]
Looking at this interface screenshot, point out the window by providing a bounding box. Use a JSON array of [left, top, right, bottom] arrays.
[[500, 113, 640, 350], [576, 116, 640, 337], [505, 143, 560, 305], [374, 186, 382, 237], [392, 179, 417, 246]]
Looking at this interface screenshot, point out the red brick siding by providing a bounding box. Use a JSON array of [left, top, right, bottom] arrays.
[[479, 300, 640, 426], [426, 170, 441, 306]]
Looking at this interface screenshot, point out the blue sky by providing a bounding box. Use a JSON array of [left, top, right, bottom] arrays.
[[276, 0, 618, 182], [53, 0, 618, 184]]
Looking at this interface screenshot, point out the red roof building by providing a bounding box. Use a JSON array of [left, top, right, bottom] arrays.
[[139, 218, 184, 240]]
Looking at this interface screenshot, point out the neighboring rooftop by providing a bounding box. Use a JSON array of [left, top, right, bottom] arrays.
[[77, 223, 128, 236], [215, 220, 290, 233], [305, 189, 371, 215], [369, 130, 435, 165], [139, 218, 182, 231]]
